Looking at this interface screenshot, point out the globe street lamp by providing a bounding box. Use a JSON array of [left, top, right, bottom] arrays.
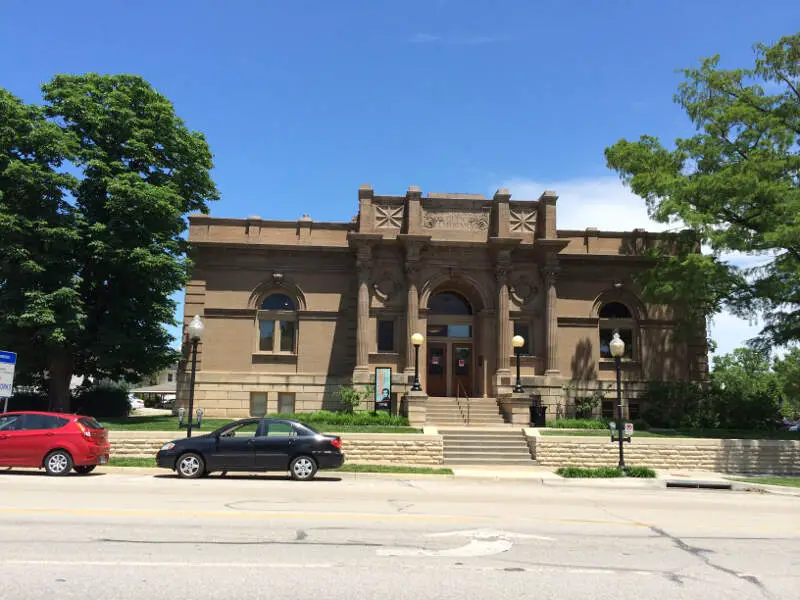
[[512, 334, 525, 393], [411, 332, 424, 391], [609, 330, 626, 471], [186, 315, 205, 438]]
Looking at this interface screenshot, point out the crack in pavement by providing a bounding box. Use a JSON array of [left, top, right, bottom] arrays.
[[648, 526, 774, 598]]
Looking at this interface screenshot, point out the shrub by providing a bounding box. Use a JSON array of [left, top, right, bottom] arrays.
[[4, 391, 49, 412], [335, 385, 373, 413], [72, 381, 131, 418], [546, 419, 609, 429], [556, 466, 656, 478], [267, 410, 409, 427]]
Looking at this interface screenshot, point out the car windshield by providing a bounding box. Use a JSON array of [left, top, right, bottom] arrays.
[[0, 415, 20, 431]]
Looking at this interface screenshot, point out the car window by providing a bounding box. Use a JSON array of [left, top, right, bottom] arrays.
[[21, 414, 69, 430], [267, 422, 295, 437], [0, 415, 22, 431], [78, 417, 104, 430], [221, 421, 259, 438], [293, 423, 318, 437]]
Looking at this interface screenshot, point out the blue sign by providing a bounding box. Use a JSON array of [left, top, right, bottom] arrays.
[[0, 351, 17, 398]]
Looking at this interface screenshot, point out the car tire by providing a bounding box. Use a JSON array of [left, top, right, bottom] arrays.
[[176, 452, 205, 479], [74, 465, 96, 475], [289, 456, 318, 481], [44, 450, 73, 476]]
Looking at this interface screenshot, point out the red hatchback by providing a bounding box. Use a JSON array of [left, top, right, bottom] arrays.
[[0, 411, 110, 476]]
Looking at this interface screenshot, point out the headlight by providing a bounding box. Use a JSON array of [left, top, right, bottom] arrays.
[[160, 442, 176, 451]]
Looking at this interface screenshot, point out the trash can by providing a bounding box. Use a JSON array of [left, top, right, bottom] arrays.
[[530, 395, 547, 427]]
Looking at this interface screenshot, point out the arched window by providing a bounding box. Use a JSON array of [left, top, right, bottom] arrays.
[[258, 293, 298, 353], [598, 301, 634, 359], [429, 291, 473, 315]]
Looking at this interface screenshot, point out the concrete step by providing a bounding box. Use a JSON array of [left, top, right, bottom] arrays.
[[444, 457, 536, 466], [444, 440, 529, 449], [439, 430, 523, 437]]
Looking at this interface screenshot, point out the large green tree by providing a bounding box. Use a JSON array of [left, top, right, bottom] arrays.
[[605, 32, 800, 349], [0, 74, 219, 410]]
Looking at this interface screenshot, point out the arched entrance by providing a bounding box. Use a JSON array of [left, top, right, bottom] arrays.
[[426, 291, 475, 397]]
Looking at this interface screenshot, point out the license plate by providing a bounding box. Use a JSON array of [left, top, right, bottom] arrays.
[[99, 456, 107, 465]]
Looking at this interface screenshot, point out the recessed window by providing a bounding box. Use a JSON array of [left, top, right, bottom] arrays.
[[429, 292, 472, 315], [250, 392, 267, 417], [513, 322, 531, 355], [258, 293, 298, 354], [278, 392, 295, 414], [377, 319, 395, 352], [598, 301, 635, 359]]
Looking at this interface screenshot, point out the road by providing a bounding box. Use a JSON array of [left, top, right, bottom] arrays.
[[0, 468, 797, 599]]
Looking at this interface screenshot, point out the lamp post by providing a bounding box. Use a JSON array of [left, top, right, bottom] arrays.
[[185, 315, 205, 438], [609, 331, 626, 471], [512, 334, 525, 393], [411, 332, 424, 392]]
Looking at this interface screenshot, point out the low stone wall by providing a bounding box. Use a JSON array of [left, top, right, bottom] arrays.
[[528, 434, 800, 475], [108, 431, 444, 467]]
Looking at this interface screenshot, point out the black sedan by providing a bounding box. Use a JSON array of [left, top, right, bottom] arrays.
[[155, 418, 344, 480]]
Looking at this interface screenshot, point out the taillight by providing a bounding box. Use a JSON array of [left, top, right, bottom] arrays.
[[76, 422, 92, 440], [330, 438, 341, 450]]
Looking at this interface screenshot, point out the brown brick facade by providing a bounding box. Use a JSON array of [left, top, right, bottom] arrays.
[[177, 186, 707, 419]]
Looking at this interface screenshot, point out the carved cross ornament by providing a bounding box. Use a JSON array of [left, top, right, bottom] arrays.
[[375, 205, 403, 229], [510, 210, 536, 233]]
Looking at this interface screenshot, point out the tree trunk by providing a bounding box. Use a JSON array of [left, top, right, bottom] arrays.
[[48, 351, 73, 413]]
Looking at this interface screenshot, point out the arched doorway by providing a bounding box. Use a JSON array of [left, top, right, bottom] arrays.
[[426, 291, 474, 397]]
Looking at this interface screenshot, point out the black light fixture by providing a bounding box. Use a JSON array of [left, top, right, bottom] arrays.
[[411, 332, 424, 391], [185, 315, 205, 438], [512, 334, 525, 393]]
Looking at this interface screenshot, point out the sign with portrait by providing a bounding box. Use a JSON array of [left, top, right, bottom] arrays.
[[374, 367, 392, 413]]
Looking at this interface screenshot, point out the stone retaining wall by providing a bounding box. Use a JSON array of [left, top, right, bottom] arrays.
[[528, 434, 800, 475], [109, 431, 444, 466]]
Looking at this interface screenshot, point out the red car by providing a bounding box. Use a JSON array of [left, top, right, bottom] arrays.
[[0, 411, 110, 476]]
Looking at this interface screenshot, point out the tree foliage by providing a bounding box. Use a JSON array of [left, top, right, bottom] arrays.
[[0, 74, 219, 409], [605, 32, 800, 349]]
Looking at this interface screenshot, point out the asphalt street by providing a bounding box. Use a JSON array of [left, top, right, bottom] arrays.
[[0, 467, 797, 599]]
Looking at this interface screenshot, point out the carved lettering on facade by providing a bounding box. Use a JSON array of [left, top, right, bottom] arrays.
[[423, 209, 489, 231]]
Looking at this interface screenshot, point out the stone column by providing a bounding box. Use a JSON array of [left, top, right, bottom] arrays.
[[355, 248, 372, 372], [544, 263, 560, 375], [495, 263, 511, 374], [404, 263, 420, 373]]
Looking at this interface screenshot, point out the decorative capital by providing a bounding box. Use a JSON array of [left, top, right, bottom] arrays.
[[494, 263, 510, 284]]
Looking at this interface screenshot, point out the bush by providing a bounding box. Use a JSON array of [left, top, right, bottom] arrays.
[[556, 466, 656, 478], [546, 419, 609, 429], [4, 391, 50, 412], [72, 381, 131, 418], [335, 385, 372, 413], [267, 410, 409, 427]]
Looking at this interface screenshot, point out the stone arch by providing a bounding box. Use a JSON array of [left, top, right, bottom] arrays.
[[419, 272, 490, 313], [248, 274, 307, 311]]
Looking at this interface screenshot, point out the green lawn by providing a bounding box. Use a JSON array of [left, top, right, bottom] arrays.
[[107, 457, 451, 475], [540, 428, 800, 440], [730, 477, 800, 488], [101, 415, 420, 434]]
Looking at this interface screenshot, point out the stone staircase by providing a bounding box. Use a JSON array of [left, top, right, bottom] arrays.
[[440, 429, 536, 466], [425, 397, 507, 427]]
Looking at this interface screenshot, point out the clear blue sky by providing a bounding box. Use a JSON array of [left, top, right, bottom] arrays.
[[2, 1, 797, 355]]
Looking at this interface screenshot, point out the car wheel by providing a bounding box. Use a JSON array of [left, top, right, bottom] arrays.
[[73, 465, 96, 475], [44, 450, 73, 476], [289, 456, 318, 481], [176, 452, 205, 479]]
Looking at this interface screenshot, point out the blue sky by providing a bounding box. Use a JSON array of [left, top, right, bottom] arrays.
[[2, 1, 798, 358]]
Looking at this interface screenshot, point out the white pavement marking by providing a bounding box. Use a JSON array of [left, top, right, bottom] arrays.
[[377, 539, 514, 558], [427, 528, 556, 542], [2, 560, 337, 569]]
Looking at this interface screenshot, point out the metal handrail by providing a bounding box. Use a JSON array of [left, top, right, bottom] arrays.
[[456, 380, 471, 425]]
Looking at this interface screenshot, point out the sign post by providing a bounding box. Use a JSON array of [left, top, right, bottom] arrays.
[[0, 351, 17, 413]]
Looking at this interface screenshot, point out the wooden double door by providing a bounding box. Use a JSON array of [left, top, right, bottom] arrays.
[[426, 342, 473, 397]]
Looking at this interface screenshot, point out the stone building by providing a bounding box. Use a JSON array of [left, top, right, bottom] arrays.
[[177, 185, 707, 424]]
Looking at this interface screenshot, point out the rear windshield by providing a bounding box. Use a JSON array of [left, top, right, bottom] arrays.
[[78, 417, 104, 430], [295, 422, 320, 436]]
